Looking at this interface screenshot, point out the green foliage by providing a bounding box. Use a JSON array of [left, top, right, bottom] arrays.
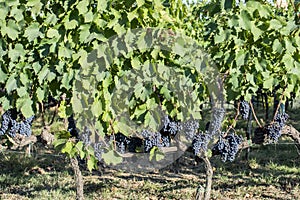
[[1, 0, 299, 166], [53, 131, 98, 171], [196, 0, 300, 101]]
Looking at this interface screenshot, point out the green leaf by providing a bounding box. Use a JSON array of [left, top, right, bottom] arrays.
[[235, 49, 247, 67], [61, 142, 74, 155], [36, 87, 44, 102], [263, 76, 274, 89], [77, 0, 89, 15], [58, 46, 72, 58], [16, 87, 27, 97], [38, 66, 49, 84], [250, 22, 262, 41], [46, 28, 59, 38], [20, 98, 34, 117], [3, 19, 19, 40], [5, 74, 18, 93], [8, 43, 25, 62], [280, 20, 297, 36], [53, 138, 68, 148], [239, 10, 252, 31], [24, 22, 41, 42], [282, 53, 294, 71], [127, 10, 138, 22], [75, 141, 85, 159], [285, 38, 296, 54], [58, 100, 67, 118], [0, 68, 7, 83], [101, 150, 122, 165], [272, 39, 283, 54], [149, 147, 164, 161], [64, 20, 78, 30], [87, 156, 97, 171], [84, 11, 94, 23], [97, 0, 107, 11], [173, 37, 186, 57], [114, 119, 134, 137], [228, 73, 239, 90], [91, 98, 102, 118], [32, 62, 41, 73], [10, 6, 24, 22], [79, 24, 90, 43], [221, 0, 234, 10], [144, 111, 159, 131], [269, 19, 282, 30], [137, 0, 145, 7]]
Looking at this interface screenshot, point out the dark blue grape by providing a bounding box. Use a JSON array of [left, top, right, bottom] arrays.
[[0, 110, 11, 134], [19, 122, 32, 137], [266, 112, 289, 142], [94, 142, 105, 161], [274, 112, 288, 128], [161, 116, 180, 136], [8, 120, 19, 137], [192, 131, 211, 156], [182, 120, 199, 141], [161, 135, 170, 147], [208, 108, 225, 135], [142, 130, 168, 152], [212, 133, 243, 162], [239, 100, 250, 120]]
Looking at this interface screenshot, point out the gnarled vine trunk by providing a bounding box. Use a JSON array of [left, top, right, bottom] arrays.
[[196, 155, 213, 200], [70, 157, 84, 200]]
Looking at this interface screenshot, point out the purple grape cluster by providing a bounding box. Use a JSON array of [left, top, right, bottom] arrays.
[[192, 131, 211, 156], [208, 108, 225, 135], [142, 130, 170, 153], [0, 109, 34, 137], [212, 133, 243, 162], [161, 115, 181, 136], [239, 100, 250, 120], [94, 141, 105, 161], [266, 112, 289, 142], [182, 120, 199, 141]]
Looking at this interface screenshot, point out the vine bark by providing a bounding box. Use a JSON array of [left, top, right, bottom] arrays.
[[70, 157, 84, 200]]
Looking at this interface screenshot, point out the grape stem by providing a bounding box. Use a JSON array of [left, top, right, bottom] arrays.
[[249, 101, 262, 128], [272, 92, 285, 123]]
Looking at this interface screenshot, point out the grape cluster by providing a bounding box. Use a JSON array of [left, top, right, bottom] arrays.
[[182, 120, 199, 141], [274, 112, 289, 128], [266, 112, 289, 142], [208, 108, 225, 135], [239, 100, 250, 120], [142, 130, 170, 152], [0, 109, 34, 137], [94, 141, 105, 161], [212, 133, 243, 162], [161, 115, 181, 136], [192, 131, 211, 156]]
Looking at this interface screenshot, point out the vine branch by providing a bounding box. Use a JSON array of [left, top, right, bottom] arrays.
[[249, 101, 262, 128]]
